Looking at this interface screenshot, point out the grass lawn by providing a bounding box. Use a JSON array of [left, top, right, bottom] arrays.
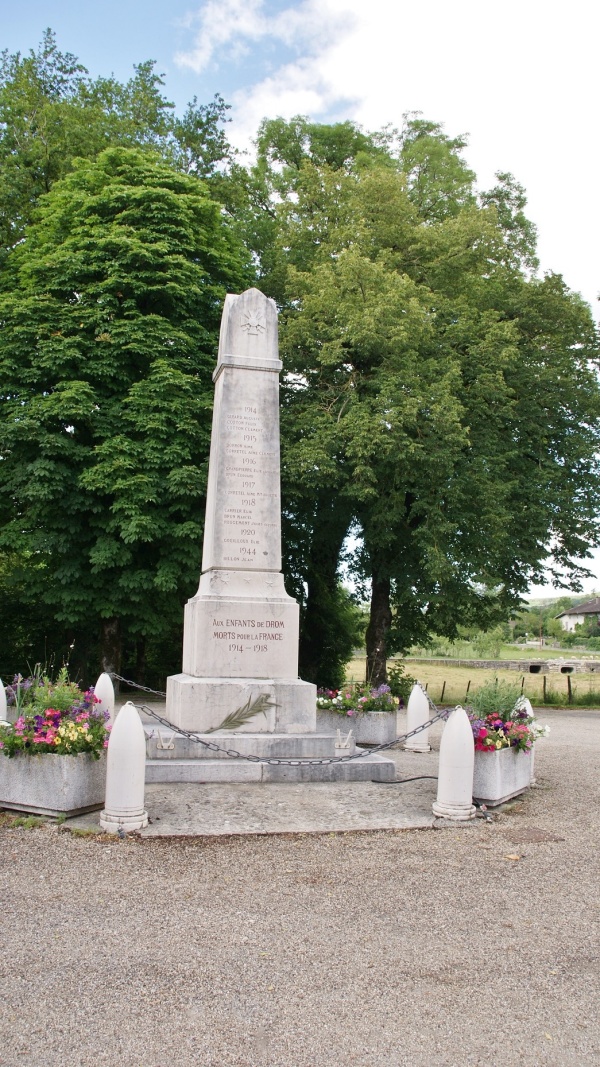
[[345, 655, 600, 707]]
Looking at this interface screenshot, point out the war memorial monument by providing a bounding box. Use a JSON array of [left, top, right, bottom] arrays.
[[152, 288, 395, 783]]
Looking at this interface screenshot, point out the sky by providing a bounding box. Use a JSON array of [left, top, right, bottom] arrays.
[[3, 0, 600, 597]]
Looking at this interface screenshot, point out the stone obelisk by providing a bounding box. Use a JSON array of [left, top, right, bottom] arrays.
[[166, 289, 316, 734]]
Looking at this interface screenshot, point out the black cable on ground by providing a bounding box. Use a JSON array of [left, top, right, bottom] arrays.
[[373, 775, 439, 784]]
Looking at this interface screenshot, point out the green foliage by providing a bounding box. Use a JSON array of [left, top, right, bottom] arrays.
[[299, 581, 366, 690], [0, 667, 109, 758], [0, 146, 252, 670], [0, 551, 78, 679], [0, 30, 235, 269], [246, 115, 600, 683], [469, 679, 523, 717], [0, 812, 46, 829], [472, 626, 509, 659], [387, 663, 417, 702], [26, 667, 84, 715], [397, 115, 476, 221]]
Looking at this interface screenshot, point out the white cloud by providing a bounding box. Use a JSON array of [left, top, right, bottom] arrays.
[[175, 0, 351, 73], [201, 0, 599, 315]]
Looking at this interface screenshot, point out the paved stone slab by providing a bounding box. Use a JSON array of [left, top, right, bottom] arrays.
[[71, 778, 436, 835], [69, 742, 443, 835]]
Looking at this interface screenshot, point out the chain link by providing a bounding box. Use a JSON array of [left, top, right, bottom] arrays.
[[108, 672, 449, 765], [111, 673, 166, 698], [136, 699, 448, 767]]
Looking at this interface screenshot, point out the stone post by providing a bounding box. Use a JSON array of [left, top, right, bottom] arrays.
[[404, 684, 431, 752], [0, 678, 7, 724], [100, 701, 148, 833], [432, 705, 476, 821], [94, 672, 116, 726], [521, 696, 536, 784]]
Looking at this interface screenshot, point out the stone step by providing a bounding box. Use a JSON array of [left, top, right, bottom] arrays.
[[145, 753, 396, 784], [143, 728, 353, 761]]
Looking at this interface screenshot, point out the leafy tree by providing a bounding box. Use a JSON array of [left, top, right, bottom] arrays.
[[0, 147, 252, 676], [0, 551, 77, 680], [0, 30, 234, 270], [249, 117, 600, 685]]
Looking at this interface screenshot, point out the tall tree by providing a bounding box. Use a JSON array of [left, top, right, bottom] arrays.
[[254, 118, 600, 684], [0, 147, 252, 675], [0, 30, 234, 270]]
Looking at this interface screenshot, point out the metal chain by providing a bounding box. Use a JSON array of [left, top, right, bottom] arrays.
[[111, 673, 166, 698], [134, 698, 448, 767], [108, 672, 449, 765]]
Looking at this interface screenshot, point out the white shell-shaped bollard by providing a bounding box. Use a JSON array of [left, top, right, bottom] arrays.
[[520, 696, 536, 783], [0, 677, 7, 724], [94, 672, 116, 726], [100, 701, 148, 833], [432, 705, 476, 821], [404, 684, 431, 752]]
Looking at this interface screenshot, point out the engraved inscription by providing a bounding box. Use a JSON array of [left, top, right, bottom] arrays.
[[217, 395, 280, 564], [211, 617, 286, 654]]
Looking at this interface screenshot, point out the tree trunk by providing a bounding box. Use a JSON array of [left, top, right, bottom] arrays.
[[100, 617, 121, 679], [135, 636, 147, 685], [366, 574, 392, 687]]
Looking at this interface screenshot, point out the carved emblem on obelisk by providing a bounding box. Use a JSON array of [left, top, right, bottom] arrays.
[[240, 311, 266, 336]]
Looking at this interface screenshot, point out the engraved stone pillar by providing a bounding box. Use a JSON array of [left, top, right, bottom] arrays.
[[167, 289, 316, 733]]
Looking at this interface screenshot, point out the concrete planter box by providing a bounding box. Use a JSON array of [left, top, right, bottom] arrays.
[[317, 709, 398, 746], [0, 752, 106, 817], [472, 747, 533, 806]]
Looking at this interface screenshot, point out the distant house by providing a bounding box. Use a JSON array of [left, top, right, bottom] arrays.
[[555, 597, 600, 632]]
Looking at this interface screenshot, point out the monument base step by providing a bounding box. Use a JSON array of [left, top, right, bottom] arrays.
[[145, 752, 396, 784], [143, 727, 353, 761]]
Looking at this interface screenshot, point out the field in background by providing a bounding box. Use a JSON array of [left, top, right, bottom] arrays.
[[412, 643, 600, 662], [345, 656, 600, 707]]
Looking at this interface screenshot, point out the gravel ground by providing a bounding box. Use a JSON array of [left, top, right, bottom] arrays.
[[1, 706, 599, 1067]]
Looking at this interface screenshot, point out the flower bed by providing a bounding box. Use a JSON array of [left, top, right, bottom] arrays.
[[472, 747, 533, 806], [0, 669, 110, 759], [316, 684, 400, 744], [0, 669, 110, 817], [317, 683, 398, 717], [467, 680, 549, 804], [0, 752, 107, 817]]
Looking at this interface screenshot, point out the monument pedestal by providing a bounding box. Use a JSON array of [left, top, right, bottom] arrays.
[[167, 675, 316, 734]]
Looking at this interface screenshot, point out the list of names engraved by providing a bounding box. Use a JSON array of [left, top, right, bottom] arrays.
[[202, 366, 282, 572]]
